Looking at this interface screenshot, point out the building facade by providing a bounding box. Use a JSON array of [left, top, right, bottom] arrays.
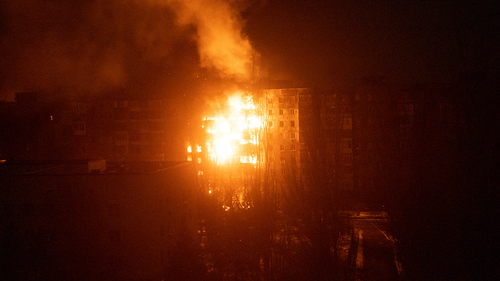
[[0, 92, 189, 162], [260, 87, 354, 195]]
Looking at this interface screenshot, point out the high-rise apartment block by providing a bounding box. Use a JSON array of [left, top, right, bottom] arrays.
[[0, 92, 189, 162], [260, 87, 354, 191]]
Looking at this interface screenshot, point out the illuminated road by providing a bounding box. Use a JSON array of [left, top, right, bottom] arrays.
[[351, 213, 402, 281]]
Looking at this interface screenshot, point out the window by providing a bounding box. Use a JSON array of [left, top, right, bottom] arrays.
[[291, 132, 296, 140], [129, 100, 139, 107], [279, 109, 284, 115], [74, 124, 85, 131], [290, 120, 295, 127], [149, 111, 163, 119], [343, 118, 351, 127], [291, 144, 296, 151], [280, 144, 285, 151], [115, 134, 127, 142], [114, 100, 127, 108], [149, 122, 163, 131], [291, 156, 296, 163], [115, 123, 127, 131], [342, 155, 352, 163], [131, 145, 141, 154], [344, 141, 352, 149], [130, 111, 140, 120], [73, 124, 86, 135], [268, 121, 274, 128], [149, 99, 163, 107], [342, 167, 353, 175], [269, 109, 273, 115], [129, 133, 141, 142], [279, 121, 284, 127], [290, 109, 296, 114], [147, 133, 162, 144], [76, 102, 89, 110]]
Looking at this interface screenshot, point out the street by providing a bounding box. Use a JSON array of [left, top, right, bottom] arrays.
[[352, 213, 402, 281]]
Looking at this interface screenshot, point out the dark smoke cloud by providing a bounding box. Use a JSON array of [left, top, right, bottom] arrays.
[[0, 0, 209, 100]]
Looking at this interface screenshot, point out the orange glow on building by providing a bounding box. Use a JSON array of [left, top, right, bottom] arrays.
[[203, 91, 262, 164]]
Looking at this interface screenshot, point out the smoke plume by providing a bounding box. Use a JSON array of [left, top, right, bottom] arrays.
[[165, 0, 253, 81], [0, 0, 254, 100]]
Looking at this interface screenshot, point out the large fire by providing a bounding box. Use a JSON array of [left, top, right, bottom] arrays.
[[204, 92, 262, 165]]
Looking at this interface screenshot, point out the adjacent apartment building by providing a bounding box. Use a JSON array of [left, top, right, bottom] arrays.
[[260, 87, 354, 194], [0, 91, 189, 162]]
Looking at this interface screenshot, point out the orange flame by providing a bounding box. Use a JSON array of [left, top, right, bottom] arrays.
[[204, 91, 262, 164]]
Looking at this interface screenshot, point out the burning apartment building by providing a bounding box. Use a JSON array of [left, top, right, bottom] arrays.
[[192, 86, 355, 210]]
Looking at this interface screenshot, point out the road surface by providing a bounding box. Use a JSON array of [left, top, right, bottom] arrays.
[[352, 213, 402, 281]]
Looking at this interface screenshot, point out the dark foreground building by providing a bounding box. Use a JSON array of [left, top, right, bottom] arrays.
[[0, 160, 198, 280]]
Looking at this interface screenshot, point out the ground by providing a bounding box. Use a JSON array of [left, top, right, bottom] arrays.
[[352, 213, 401, 281]]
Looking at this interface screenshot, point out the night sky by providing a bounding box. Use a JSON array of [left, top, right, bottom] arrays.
[[1, 0, 498, 101]]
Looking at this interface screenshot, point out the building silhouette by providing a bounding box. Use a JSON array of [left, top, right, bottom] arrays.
[[0, 160, 198, 280], [0, 91, 189, 162]]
